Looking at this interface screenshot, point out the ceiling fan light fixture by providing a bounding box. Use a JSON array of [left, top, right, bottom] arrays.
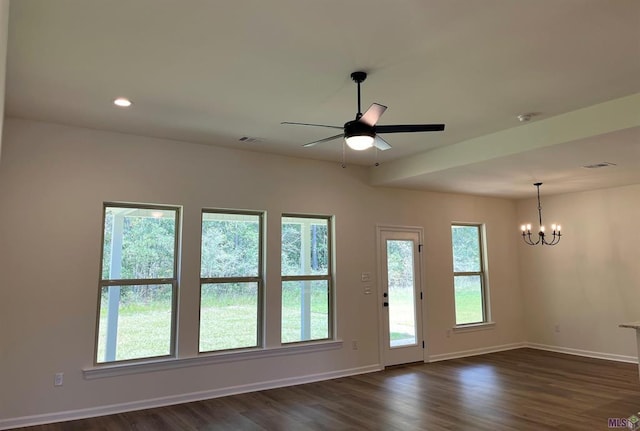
[[345, 134, 374, 151], [113, 97, 132, 108]]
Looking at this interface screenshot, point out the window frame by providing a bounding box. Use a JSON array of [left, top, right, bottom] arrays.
[[281, 213, 334, 344], [95, 202, 181, 365], [451, 223, 489, 326], [198, 208, 264, 353]]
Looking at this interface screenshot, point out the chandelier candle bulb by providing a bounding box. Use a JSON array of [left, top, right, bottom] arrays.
[[551, 224, 557, 232], [540, 225, 545, 233]]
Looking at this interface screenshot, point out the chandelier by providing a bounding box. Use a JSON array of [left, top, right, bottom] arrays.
[[520, 182, 562, 246]]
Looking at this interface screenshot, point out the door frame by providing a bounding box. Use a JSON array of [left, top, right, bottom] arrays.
[[376, 224, 427, 367]]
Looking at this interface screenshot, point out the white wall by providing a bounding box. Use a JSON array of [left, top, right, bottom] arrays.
[[0, 0, 9, 160], [0, 118, 524, 425], [517, 185, 640, 359]]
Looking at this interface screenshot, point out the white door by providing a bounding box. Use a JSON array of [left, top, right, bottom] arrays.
[[378, 227, 424, 366]]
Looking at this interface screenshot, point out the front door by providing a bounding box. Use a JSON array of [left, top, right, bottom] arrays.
[[378, 227, 424, 366]]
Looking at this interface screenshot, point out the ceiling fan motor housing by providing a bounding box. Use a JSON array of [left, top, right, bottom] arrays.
[[344, 120, 375, 139]]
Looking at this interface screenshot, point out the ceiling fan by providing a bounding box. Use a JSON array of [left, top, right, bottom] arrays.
[[282, 71, 445, 151]]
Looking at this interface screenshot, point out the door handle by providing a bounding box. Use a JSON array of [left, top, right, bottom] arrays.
[[383, 302, 389, 307], [383, 292, 388, 298]]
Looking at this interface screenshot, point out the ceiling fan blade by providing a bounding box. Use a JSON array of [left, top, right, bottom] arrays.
[[281, 121, 342, 130], [302, 134, 344, 148], [375, 124, 445, 133], [373, 135, 392, 151], [359, 103, 387, 126]]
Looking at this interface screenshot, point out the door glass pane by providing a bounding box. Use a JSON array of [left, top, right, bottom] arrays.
[[454, 275, 484, 324], [386, 240, 416, 348]]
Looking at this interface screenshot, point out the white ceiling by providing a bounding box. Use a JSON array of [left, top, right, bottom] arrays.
[[5, 0, 640, 198]]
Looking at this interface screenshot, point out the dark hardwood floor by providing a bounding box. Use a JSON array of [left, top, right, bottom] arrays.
[[14, 348, 640, 430]]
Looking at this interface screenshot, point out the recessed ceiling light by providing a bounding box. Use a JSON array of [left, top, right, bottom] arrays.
[[113, 97, 132, 108]]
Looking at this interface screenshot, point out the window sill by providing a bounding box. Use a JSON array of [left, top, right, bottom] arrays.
[[452, 321, 496, 333], [83, 340, 343, 380]]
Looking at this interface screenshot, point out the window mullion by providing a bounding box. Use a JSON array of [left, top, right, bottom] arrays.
[[281, 275, 331, 282], [101, 278, 176, 287], [200, 276, 261, 284], [453, 271, 482, 277]]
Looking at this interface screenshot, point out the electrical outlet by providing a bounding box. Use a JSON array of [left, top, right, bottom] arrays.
[[351, 340, 358, 350], [446, 329, 451, 338], [54, 372, 64, 387], [554, 324, 560, 333]]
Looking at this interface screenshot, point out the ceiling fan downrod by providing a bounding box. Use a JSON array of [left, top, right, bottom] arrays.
[[351, 71, 367, 119]]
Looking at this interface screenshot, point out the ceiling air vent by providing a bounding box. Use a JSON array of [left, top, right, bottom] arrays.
[[582, 162, 617, 169], [238, 136, 262, 143]]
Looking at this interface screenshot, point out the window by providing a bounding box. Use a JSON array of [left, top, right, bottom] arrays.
[[451, 224, 488, 325], [96, 204, 180, 363], [199, 210, 263, 352], [281, 215, 332, 343]]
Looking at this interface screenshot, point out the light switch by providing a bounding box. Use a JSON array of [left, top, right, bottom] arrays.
[[363, 285, 372, 295], [361, 272, 371, 282]]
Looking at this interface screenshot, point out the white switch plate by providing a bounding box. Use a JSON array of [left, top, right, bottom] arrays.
[[361, 272, 371, 282], [54, 372, 64, 387], [363, 285, 372, 295]]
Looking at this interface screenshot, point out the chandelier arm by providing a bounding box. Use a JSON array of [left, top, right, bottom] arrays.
[[548, 233, 561, 246], [522, 232, 540, 245], [544, 232, 561, 246], [540, 232, 548, 245]]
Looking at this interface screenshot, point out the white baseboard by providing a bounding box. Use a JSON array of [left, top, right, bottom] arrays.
[[427, 342, 527, 362], [525, 342, 638, 364], [3, 343, 636, 430], [427, 341, 637, 364], [0, 364, 383, 430]]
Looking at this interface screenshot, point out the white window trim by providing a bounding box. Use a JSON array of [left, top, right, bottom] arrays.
[[199, 209, 264, 353], [96, 203, 181, 365], [83, 340, 343, 379], [281, 214, 334, 344], [451, 223, 490, 325], [452, 321, 496, 333]]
